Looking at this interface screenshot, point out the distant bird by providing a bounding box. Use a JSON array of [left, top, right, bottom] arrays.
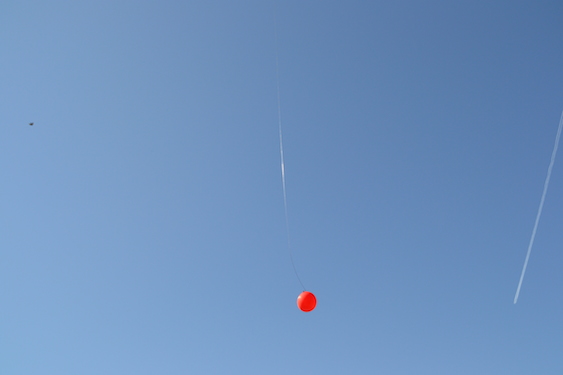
[[29, 122, 33, 126]]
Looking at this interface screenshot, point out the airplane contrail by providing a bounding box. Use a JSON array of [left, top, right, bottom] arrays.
[[514, 111, 563, 304]]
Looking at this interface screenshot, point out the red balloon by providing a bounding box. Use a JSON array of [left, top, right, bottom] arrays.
[[297, 291, 317, 312]]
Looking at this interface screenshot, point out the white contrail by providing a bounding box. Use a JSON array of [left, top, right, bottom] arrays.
[[514, 111, 563, 304]]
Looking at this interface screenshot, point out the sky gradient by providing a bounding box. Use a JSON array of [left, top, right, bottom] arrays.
[[2, 1, 563, 374]]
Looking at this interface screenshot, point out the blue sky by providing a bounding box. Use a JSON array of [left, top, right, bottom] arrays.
[[2, 1, 563, 373]]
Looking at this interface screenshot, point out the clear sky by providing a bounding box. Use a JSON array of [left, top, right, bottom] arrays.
[[2, 1, 563, 374]]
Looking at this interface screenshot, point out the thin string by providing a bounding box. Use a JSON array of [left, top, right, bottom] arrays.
[[514, 110, 563, 304], [275, 8, 306, 291]]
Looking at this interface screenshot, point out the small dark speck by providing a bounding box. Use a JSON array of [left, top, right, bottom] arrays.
[[29, 122, 34, 126]]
